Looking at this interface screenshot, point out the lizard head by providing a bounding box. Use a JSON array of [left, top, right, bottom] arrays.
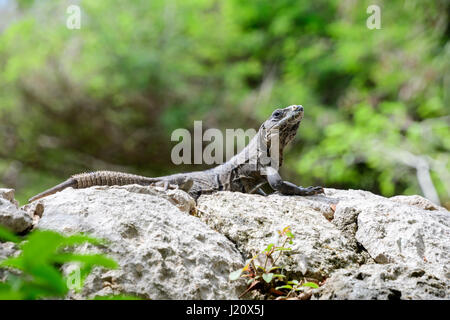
[[260, 105, 304, 166]]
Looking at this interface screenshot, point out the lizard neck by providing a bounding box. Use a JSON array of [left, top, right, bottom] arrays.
[[214, 126, 282, 173]]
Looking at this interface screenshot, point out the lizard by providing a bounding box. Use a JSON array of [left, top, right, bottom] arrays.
[[29, 104, 324, 202]]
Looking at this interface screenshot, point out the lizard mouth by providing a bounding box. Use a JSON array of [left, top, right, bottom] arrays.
[[275, 106, 304, 128], [289, 105, 304, 123], [261, 105, 304, 144], [264, 106, 303, 145]]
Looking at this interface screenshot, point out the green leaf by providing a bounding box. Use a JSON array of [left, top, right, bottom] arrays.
[[0, 256, 25, 270], [262, 273, 274, 283], [302, 282, 319, 289], [263, 243, 274, 252], [0, 281, 24, 300], [27, 264, 68, 296], [229, 268, 244, 281], [0, 229, 118, 299], [269, 266, 281, 272], [256, 265, 266, 272], [274, 247, 292, 251], [0, 225, 20, 243], [20, 231, 65, 265], [275, 285, 293, 290]]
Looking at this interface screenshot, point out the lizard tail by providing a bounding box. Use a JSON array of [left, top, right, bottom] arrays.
[[28, 178, 77, 203], [28, 171, 161, 203]]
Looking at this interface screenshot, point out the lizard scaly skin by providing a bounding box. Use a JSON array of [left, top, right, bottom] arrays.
[[29, 105, 323, 202]]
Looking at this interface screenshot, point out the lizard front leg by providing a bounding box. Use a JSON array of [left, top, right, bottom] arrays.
[[264, 167, 324, 196]]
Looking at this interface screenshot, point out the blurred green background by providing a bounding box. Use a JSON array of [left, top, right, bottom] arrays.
[[0, 0, 448, 207]]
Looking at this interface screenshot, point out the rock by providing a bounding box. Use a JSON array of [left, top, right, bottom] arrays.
[[315, 263, 448, 300], [0, 188, 33, 233], [196, 191, 366, 280], [117, 184, 197, 214], [390, 195, 446, 211], [0, 241, 18, 260], [2, 184, 448, 300], [36, 185, 245, 300], [324, 189, 450, 273], [198, 189, 449, 299], [0, 241, 20, 282], [21, 201, 45, 226], [355, 196, 450, 279], [0, 189, 17, 205]]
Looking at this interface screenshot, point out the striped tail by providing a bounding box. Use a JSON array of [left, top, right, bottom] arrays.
[[28, 171, 160, 203]]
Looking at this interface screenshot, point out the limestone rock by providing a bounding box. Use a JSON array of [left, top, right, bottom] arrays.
[[198, 189, 449, 299], [0, 189, 17, 205], [0, 188, 33, 233], [315, 263, 448, 300], [0, 241, 19, 282], [390, 195, 447, 211], [197, 191, 365, 280], [355, 196, 450, 279], [1, 184, 448, 300], [36, 185, 245, 299]]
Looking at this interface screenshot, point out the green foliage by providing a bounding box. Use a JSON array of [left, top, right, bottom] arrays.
[[0, 225, 118, 300], [0, 226, 20, 243], [230, 226, 320, 299], [0, 0, 448, 206]]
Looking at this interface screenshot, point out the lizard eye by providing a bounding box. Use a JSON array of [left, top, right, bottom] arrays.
[[272, 110, 282, 118]]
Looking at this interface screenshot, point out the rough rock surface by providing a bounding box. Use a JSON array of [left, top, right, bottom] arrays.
[[197, 189, 449, 299], [197, 191, 367, 280], [316, 263, 447, 300], [1, 185, 448, 300], [0, 188, 33, 233], [35, 185, 245, 299], [0, 189, 23, 282], [328, 189, 450, 279], [0, 241, 19, 282]]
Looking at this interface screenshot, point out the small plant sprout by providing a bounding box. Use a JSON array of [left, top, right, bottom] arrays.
[[275, 279, 319, 299], [229, 226, 321, 299]]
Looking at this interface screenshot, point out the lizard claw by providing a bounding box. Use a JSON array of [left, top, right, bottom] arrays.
[[305, 186, 324, 195]]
